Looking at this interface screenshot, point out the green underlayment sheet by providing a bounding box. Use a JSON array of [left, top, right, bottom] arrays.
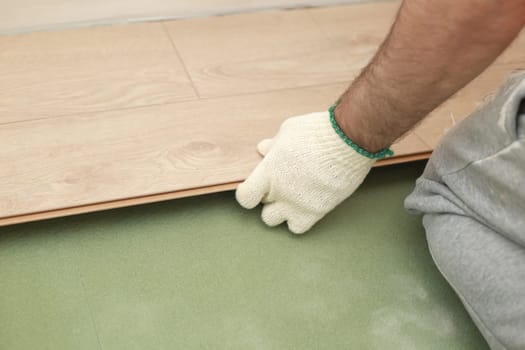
[[0, 162, 488, 350]]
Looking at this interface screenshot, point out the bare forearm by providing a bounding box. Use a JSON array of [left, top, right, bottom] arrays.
[[335, 0, 525, 153]]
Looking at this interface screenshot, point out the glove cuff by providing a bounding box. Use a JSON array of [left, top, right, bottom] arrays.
[[328, 103, 394, 160]]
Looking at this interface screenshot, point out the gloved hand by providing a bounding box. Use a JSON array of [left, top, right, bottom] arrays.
[[236, 109, 392, 234]]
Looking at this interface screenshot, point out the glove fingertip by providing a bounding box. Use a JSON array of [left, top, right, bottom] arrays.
[[287, 216, 319, 234], [256, 138, 274, 157], [235, 183, 260, 209], [261, 202, 287, 227]]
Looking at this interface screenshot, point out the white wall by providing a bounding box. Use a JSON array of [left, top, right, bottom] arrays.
[[0, 0, 381, 34]]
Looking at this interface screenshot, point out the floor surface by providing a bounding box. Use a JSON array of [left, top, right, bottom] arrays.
[[0, 162, 489, 350], [2, 1, 523, 224]]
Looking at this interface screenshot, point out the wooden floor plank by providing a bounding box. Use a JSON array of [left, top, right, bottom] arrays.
[[0, 149, 432, 227], [390, 132, 432, 155], [0, 182, 241, 227], [164, 10, 357, 98], [0, 22, 197, 124], [0, 84, 340, 218], [307, 2, 398, 61], [0, 81, 432, 219]]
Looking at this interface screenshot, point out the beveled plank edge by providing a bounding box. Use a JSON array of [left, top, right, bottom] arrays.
[[0, 182, 240, 227], [374, 151, 430, 167], [0, 153, 430, 227]]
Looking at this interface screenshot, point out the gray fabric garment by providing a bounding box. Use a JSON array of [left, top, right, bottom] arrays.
[[405, 71, 525, 350]]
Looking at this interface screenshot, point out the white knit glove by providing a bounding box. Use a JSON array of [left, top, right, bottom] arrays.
[[236, 110, 387, 234]]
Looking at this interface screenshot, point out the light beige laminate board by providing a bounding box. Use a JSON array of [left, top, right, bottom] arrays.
[[0, 81, 429, 221], [0, 182, 241, 227], [0, 149, 432, 226], [164, 9, 359, 98], [0, 83, 340, 218], [307, 1, 398, 58], [0, 23, 197, 124], [0, 154, 430, 227], [389, 132, 431, 155]]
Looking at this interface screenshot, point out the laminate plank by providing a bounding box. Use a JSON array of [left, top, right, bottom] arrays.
[[164, 10, 357, 98], [0, 84, 339, 218], [390, 132, 432, 156], [0, 182, 240, 227], [0, 154, 430, 227], [376, 152, 431, 167], [307, 1, 399, 59], [0, 81, 431, 220], [0, 23, 197, 124]]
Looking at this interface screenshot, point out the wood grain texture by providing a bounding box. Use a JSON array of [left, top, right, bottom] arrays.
[[308, 1, 398, 59], [0, 22, 196, 124], [0, 80, 430, 220], [0, 84, 339, 218], [2, 2, 524, 226], [164, 9, 359, 98], [0, 149, 430, 227]]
